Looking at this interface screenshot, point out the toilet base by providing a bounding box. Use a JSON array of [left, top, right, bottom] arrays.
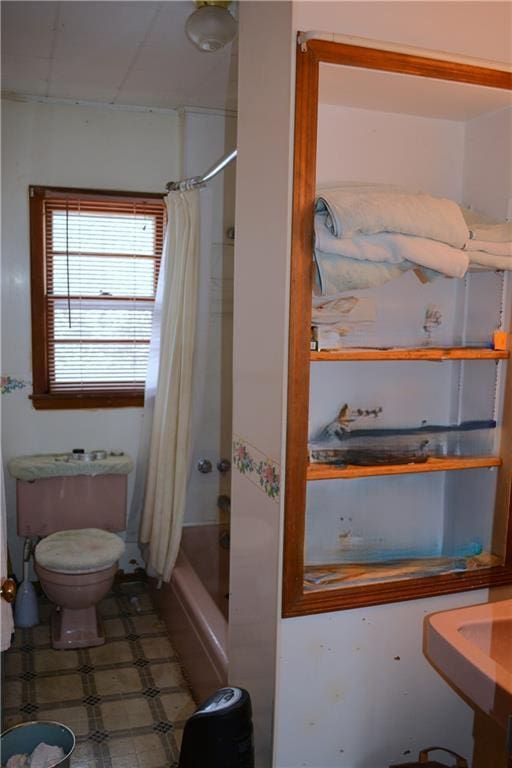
[[51, 605, 106, 650]]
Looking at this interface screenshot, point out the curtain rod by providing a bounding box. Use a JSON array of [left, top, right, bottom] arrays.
[[166, 148, 237, 192]]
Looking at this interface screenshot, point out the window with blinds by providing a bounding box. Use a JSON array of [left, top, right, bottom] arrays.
[[29, 187, 166, 409]]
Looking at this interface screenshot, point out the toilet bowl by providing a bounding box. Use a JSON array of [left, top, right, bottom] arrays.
[[8, 458, 133, 651], [34, 528, 125, 649]]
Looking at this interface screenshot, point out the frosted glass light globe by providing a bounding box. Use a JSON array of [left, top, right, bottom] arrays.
[[185, 5, 237, 52]]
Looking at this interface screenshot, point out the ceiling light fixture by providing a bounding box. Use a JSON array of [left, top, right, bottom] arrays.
[[185, 1, 237, 53]]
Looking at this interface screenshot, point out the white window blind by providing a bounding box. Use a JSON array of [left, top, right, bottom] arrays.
[[44, 196, 165, 394]]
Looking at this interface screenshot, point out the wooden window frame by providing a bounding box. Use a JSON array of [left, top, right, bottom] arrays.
[[283, 38, 512, 618], [29, 185, 166, 410]]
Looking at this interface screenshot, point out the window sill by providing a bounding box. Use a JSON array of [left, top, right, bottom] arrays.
[[30, 392, 144, 410]]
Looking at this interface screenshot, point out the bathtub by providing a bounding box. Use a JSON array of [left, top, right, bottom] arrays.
[[151, 523, 229, 703]]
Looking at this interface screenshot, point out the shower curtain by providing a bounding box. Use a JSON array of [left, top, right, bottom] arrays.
[[131, 187, 212, 582]]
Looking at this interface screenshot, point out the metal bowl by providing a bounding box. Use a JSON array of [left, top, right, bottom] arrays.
[[1, 721, 76, 767]]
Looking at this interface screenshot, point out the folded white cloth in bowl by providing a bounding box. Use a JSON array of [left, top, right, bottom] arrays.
[[6, 744, 65, 768]]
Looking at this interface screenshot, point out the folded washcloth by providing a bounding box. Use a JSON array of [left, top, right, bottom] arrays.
[[315, 215, 469, 278], [316, 188, 469, 248], [465, 239, 512, 258], [312, 296, 376, 325]]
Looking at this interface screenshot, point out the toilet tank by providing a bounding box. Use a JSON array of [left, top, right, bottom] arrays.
[[16, 475, 128, 537]]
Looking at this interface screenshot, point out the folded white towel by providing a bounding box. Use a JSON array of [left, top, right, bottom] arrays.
[[465, 239, 512, 257], [470, 221, 512, 243], [314, 251, 413, 294], [468, 252, 512, 270], [315, 216, 469, 278], [316, 188, 469, 248]]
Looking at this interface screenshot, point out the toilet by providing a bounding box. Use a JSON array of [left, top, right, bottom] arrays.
[[9, 455, 132, 650]]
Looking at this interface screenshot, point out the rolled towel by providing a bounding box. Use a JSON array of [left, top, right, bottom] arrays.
[[316, 188, 469, 247]]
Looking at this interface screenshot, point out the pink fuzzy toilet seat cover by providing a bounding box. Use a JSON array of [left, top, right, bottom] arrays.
[[36, 528, 125, 573]]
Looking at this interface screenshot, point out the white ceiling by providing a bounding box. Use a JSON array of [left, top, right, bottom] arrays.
[[1, 1, 238, 111]]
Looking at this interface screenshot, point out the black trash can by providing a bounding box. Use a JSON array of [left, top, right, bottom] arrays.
[[390, 746, 468, 767], [178, 687, 254, 768]]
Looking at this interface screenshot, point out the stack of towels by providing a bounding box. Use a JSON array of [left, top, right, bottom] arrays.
[[314, 183, 512, 296]]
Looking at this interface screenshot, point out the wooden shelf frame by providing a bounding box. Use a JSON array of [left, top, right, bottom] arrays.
[[283, 37, 512, 619], [307, 455, 501, 480], [311, 347, 509, 361]]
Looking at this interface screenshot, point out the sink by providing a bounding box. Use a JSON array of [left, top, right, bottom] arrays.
[[425, 599, 512, 729]]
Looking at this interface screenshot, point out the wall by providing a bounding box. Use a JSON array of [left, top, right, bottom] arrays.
[[462, 106, 512, 221], [229, 3, 294, 766], [1, 98, 181, 576], [273, 3, 512, 766], [317, 103, 465, 200], [231, 2, 512, 767], [181, 109, 237, 527]]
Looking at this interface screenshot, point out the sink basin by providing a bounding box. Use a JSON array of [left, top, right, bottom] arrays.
[[425, 599, 512, 728]]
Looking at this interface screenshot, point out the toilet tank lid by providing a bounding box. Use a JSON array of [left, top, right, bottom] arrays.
[[8, 453, 134, 481]]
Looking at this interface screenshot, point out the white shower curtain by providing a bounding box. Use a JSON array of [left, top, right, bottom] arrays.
[[132, 187, 212, 582]]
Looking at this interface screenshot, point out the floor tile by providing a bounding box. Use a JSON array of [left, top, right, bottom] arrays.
[[160, 692, 196, 723], [7, 581, 195, 768], [107, 736, 136, 757], [132, 734, 162, 754], [37, 706, 90, 737], [111, 755, 140, 768], [3, 650, 23, 676], [149, 662, 185, 689], [69, 741, 95, 768], [94, 667, 143, 696], [99, 701, 129, 731], [3, 679, 23, 708], [103, 618, 125, 639], [130, 614, 166, 635], [97, 597, 119, 618], [2, 712, 24, 729], [31, 625, 51, 647], [35, 673, 83, 704], [124, 698, 154, 728], [137, 746, 167, 768], [33, 648, 79, 673], [89, 640, 135, 667], [139, 637, 174, 661]]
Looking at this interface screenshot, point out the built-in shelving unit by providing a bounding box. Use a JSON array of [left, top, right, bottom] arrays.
[[311, 347, 509, 362], [307, 455, 502, 480], [283, 36, 512, 618]]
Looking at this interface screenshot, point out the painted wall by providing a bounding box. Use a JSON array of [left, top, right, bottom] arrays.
[[0, 99, 181, 576], [317, 103, 465, 200], [231, 2, 512, 767], [229, 3, 294, 766], [462, 106, 512, 221], [1, 98, 235, 574]]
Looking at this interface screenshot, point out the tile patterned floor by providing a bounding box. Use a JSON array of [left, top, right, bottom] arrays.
[[3, 582, 197, 767]]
